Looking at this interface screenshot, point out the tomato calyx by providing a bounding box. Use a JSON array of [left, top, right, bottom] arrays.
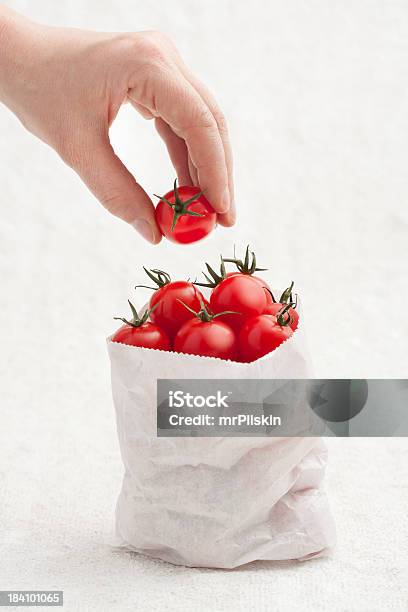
[[154, 179, 205, 231], [136, 267, 171, 291], [266, 282, 298, 308], [194, 258, 227, 288], [177, 297, 239, 323], [114, 300, 158, 328], [222, 245, 267, 275], [279, 281, 295, 305], [275, 302, 294, 327]]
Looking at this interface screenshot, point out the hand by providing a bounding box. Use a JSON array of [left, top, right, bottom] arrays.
[[0, 7, 235, 243]]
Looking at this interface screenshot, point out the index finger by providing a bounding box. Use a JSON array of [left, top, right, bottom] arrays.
[[183, 76, 235, 226], [152, 72, 230, 215]]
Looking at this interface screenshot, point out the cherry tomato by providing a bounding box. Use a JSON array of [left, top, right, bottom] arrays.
[[113, 322, 170, 350], [289, 308, 299, 331], [247, 274, 270, 292], [226, 271, 269, 289], [263, 283, 299, 330], [210, 275, 267, 329], [155, 180, 216, 244], [175, 318, 237, 361], [222, 246, 271, 303], [139, 269, 208, 339], [150, 281, 208, 338], [112, 301, 171, 350], [263, 302, 299, 331], [227, 272, 273, 308], [239, 314, 293, 362]]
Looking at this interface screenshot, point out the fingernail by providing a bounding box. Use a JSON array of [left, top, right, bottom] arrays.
[[220, 187, 230, 213], [132, 219, 154, 243]]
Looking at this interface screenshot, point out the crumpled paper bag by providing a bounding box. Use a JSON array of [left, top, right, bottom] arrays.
[[107, 315, 336, 568]]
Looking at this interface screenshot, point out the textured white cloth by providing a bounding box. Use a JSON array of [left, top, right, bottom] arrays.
[[1, 0, 408, 609]]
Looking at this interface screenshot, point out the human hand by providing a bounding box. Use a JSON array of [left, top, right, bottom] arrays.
[[0, 7, 234, 243]]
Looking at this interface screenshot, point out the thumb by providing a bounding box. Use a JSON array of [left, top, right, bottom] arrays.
[[71, 139, 161, 244]]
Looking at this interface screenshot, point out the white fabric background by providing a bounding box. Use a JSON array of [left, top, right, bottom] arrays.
[[0, 1, 407, 610]]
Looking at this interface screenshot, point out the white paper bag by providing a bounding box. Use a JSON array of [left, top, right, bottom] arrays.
[[107, 316, 336, 568]]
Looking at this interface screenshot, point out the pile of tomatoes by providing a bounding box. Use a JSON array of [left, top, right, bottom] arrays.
[[112, 247, 299, 363]]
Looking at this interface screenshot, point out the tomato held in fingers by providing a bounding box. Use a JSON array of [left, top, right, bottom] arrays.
[[239, 308, 294, 363], [112, 301, 171, 350], [155, 179, 216, 244], [174, 300, 238, 361], [138, 268, 208, 339]]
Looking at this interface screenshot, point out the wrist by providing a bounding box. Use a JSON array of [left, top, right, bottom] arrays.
[[0, 7, 21, 103], [0, 7, 40, 107], [0, 6, 13, 55]]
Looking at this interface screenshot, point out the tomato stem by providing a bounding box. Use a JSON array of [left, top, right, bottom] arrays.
[[279, 281, 295, 304], [194, 257, 227, 288], [177, 297, 239, 323], [114, 300, 158, 328], [154, 179, 205, 231], [136, 267, 171, 291], [276, 303, 294, 327], [266, 283, 298, 311], [265, 287, 277, 303], [222, 245, 267, 275]]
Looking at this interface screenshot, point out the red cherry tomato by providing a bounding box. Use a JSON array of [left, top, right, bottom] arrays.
[[227, 271, 270, 289], [239, 314, 293, 362], [112, 300, 171, 350], [150, 281, 208, 338], [155, 181, 216, 244], [290, 308, 299, 331], [138, 269, 209, 339], [222, 246, 271, 302], [113, 322, 171, 350], [263, 283, 299, 330], [174, 318, 238, 361], [227, 271, 273, 308], [263, 302, 299, 331], [210, 275, 267, 329], [248, 275, 271, 292]]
